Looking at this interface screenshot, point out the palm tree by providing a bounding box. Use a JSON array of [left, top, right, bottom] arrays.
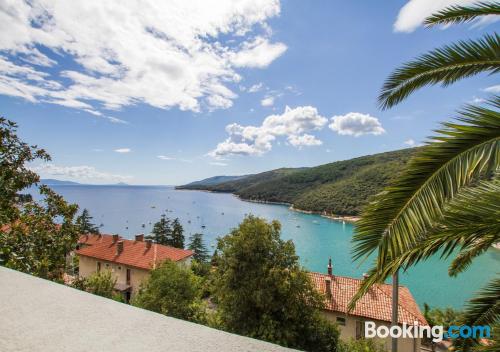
[[349, 2, 500, 350]]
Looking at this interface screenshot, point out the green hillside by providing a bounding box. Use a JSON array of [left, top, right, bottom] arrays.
[[177, 148, 417, 216]]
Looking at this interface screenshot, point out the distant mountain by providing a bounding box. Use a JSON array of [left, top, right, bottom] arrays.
[[40, 179, 82, 186], [181, 175, 250, 187], [40, 179, 130, 186], [177, 148, 417, 216]]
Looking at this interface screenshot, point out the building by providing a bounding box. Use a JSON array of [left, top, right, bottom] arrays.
[[309, 259, 428, 352], [76, 233, 193, 301], [0, 266, 295, 352]]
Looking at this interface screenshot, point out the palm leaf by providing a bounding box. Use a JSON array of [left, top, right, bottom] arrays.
[[379, 34, 500, 109], [348, 178, 500, 311], [425, 2, 500, 27], [393, 178, 500, 276], [353, 99, 500, 264], [349, 100, 500, 310], [463, 277, 500, 326], [453, 277, 500, 351]]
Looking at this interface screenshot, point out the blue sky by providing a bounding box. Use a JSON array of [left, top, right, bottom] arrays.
[[1, 0, 498, 185]]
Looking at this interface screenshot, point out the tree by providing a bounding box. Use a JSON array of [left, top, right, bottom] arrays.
[[0, 117, 50, 224], [0, 118, 80, 280], [170, 217, 184, 249], [146, 214, 171, 245], [423, 303, 463, 331], [188, 233, 209, 263], [76, 208, 100, 234], [212, 215, 339, 352], [350, 4, 500, 350], [338, 338, 386, 352], [83, 270, 116, 298], [132, 260, 205, 322], [71, 270, 123, 301], [0, 186, 80, 280]]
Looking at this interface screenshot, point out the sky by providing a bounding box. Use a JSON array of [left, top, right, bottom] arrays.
[[1, 0, 499, 185]]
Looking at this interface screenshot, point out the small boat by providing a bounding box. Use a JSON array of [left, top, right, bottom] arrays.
[[312, 220, 319, 225], [296, 225, 301, 228], [221, 212, 224, 215], [151, 205, 156, 209], [201, 225, 206, 229], [188, 220, 191, 224]]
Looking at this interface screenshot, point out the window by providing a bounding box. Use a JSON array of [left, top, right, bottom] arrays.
[[126, 268, 131, 285], [336, 317, 346, 326], [355, 321, 365, 340], [97, 262, 101, 272]]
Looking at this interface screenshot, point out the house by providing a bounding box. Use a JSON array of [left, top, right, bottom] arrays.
[[76, 233, 193, 302], [309, 259, 428, 352]]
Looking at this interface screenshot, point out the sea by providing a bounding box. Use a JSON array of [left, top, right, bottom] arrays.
[[36, 185, 500, 310]]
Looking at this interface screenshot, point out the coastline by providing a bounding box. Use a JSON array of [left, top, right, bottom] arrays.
[[177, 188, 361, 223], [235, 196, 360, 223], [289, 206, 360, 223]]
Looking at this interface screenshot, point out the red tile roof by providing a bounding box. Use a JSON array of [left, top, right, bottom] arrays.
[[76, 234, 193, 270], [309, 272, 427, 326]]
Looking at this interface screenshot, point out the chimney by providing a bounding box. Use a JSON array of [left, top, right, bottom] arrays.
[[325, 276, 332, 297], [327, 257, 333, 276], [112, 234, 119, 243], [135, 234, 144, 242], [145, 239, 152, 249], [116, 240, 124, 255]]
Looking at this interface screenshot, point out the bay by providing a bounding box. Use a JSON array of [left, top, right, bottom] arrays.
[[41, 185, 500, 310]]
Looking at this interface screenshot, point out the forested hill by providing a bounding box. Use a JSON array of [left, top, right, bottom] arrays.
[[177, 148, 417, 216]]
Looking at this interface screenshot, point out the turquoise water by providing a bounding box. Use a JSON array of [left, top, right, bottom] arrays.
[[40, 185, 499, 309]]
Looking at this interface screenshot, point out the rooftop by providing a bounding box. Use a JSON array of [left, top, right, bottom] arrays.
[[309, 271, 427, 326], [0, 267, 296, 352], [76, 234, 193, 270]]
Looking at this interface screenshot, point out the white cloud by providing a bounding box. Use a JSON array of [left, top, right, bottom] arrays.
[[261, 96, 275, 107], [32, 164, 131, 183], [248, 82, 264, 93], [469, 96, 486, 104], [404, 138, 416, 146], [209, 105, 326, 157], [0, 0, 285, 118], [114, 148, 131, 153], [394, 0, 480, 33], [329, 112, 385, 137], [287, 134, 322, 148], [231, 36, 287, 68], [484, 85, 500, 93], [157, 155, 192, 163], [157, 155, 174, 160], [209, 161, 228, 166]]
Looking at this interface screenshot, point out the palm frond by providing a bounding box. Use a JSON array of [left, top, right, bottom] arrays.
[[379, 34, 500, 109], [353, 100, 500, 267], [385, 179, 500, 274], [463, 277, 500, 327], [425, 2, 500, 27]]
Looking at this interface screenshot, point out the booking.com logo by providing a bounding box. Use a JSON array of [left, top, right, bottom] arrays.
[[365, 321, 491, 342]]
